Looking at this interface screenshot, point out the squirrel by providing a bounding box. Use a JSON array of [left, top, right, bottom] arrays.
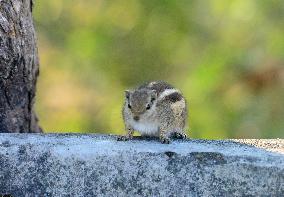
[[118, 81, 188, 144]]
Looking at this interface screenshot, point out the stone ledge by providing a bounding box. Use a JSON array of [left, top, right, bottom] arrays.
[[0, 134, 283, 196]]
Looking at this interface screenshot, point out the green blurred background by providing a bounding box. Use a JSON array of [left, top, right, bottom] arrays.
[[34, 0, 284, 138]]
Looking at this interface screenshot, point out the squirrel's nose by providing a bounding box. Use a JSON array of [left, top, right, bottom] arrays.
[[133, 116, 140, 121]]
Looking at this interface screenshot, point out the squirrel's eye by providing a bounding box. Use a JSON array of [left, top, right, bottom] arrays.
[[146, 104, 151, 110], [128, 104, 132, 109]]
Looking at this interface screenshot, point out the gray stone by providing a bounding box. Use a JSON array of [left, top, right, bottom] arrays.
[[0, 134, 283, 196]]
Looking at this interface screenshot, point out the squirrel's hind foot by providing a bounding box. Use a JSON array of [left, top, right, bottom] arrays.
[[172, 132, 187, 139]]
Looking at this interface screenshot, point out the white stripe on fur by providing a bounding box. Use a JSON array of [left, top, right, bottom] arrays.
[[158, 89, 179, 100]]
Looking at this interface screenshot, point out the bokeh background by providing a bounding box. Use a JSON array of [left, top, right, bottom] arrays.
[[34, 0, 284, 138]]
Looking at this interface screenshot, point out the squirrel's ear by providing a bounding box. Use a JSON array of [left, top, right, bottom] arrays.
[[125, 90, 131, 99], [151, 90, 157, 101]]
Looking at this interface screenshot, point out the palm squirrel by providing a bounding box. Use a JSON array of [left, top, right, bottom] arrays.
[[118, 81, 188, 144]]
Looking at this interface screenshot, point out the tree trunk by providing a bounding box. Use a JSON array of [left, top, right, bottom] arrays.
[[0, 0, 41, 132]]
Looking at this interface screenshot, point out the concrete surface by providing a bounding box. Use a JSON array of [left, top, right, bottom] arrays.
[[0, 134, 283, 196]]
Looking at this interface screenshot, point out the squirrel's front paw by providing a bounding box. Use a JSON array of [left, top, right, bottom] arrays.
[[160, 137, 171, 144], [117, 135, 130, 141]]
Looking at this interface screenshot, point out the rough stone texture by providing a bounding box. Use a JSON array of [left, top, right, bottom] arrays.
[[0, 0, 41, 133], [0, 134, 283, 196]]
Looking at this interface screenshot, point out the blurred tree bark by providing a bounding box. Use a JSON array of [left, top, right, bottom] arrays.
[[0, 0, 41, 132]]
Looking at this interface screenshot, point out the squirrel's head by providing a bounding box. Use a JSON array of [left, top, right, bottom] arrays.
[[125, 89, 157, 121]]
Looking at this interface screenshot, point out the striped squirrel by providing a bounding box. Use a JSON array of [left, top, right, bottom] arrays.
[[118, 81, 188, 144]]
